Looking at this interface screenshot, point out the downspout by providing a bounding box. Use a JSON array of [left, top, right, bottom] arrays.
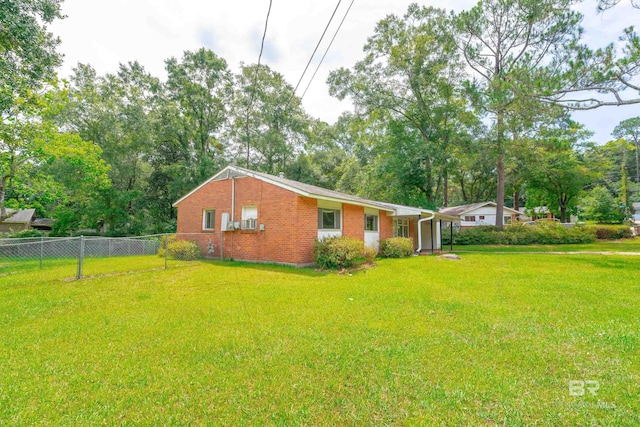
[[231, 177, 236, 259], [415, 211, 435, 254]]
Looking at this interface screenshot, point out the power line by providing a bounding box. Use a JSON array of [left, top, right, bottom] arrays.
[[246, 0, 273, 166], [300, 0, 356, 102], [285, 0, 343, 109]]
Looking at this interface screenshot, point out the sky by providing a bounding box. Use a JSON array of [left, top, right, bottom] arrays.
[[49, 0, 640, 144]]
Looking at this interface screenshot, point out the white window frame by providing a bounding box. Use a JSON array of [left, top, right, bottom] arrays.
[[464, 215, 476, 222], [241, 206, 258, 230], [203, 209, 215, 230], [504, 215, 512, 225], [393, 218, 409, 238], [318, 208, 341, 230], [364, 213, 379, 232]]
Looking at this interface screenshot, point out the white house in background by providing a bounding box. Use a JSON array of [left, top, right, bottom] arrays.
[[439, 202, 520, 229], [518, 206, 578, 223]]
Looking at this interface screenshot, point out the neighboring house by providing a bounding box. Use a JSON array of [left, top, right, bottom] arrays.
[[438, 202, 520, 228], [518, 206, 578, 224], [0, 208, 36, 233], [174, 166, 459, 266]]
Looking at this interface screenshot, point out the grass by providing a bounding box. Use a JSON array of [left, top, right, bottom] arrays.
[[453, 236, 640, 253], [1, 254, 639, 425]]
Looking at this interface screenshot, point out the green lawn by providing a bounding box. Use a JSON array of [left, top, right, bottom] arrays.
[[1, 254, 639, 425], [454, 236, 640, 253]]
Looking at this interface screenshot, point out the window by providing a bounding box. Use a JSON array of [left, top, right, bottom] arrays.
[[464, 215, 476, 222], [504, 216, 512, 225], [364, 214, 378, 232], [203, 209, 215, 230], [393, 219, 409, 238], [479, 215, 485, 220], [318, 209, 341, 230], [242, 206, 258, 230]]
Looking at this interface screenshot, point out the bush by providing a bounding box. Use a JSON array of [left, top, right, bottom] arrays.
[[451, 223, 596, 245], [380, 237, 414, 258], [158, 235, 202, 260], [363, 245, 378, 264], [590, 225, 634, 240], [313, 236, 363, 269], [6, 229, 46, 238]]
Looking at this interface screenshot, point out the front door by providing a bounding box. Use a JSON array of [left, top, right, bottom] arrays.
[[364, 210, 380, 251]]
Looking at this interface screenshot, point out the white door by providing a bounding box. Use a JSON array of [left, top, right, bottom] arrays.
[[364, 210, 380, 251]]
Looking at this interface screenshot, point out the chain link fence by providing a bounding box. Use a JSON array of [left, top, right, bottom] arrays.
[[0, 233, 224, 281]]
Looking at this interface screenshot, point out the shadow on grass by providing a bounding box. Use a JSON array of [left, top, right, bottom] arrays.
[[201, 258, 330, 277], [562, 255, 640, 271]]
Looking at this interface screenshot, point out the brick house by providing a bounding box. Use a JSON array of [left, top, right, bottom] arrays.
[[174, 166, 459, 266]]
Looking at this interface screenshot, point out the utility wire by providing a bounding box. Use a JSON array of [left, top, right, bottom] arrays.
[[246, 0, 273, 166], [285, 0, 342, 109], [300, 0, 355, 101]]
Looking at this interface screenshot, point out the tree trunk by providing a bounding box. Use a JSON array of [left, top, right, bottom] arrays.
[[495, 111, 505, 231], [513, 191, 520, 211], [560, 206, 567, 223], [443, 170, 449, 207], [635, 139, 639, 183], [0, 175, 7, 221], [496, 155, 505, 230]]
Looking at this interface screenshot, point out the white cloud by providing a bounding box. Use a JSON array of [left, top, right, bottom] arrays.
[[49, 0, 639, 142]]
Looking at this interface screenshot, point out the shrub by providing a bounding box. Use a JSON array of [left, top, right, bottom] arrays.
[[451, 223, 596, 245], [380, 237, 413, 258], [158, 235, 202, 260], [6, 229, 46, 238], [590, 225, 634, 240], [313, 236, 363, 269], [363, 245, 378, 264]]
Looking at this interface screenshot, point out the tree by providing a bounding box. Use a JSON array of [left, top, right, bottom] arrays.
[[328, 5, 473, 207], [612, 117, 640, 182], [231, 64, 308, 174], [581, 185, 625, 223], [59, 63, 161, 233], [1, 0, 64, 219], [455, 0, 640, 229], [0, 0, 63, 114], [525, 120, 593, 223], [164, 48, 232, 182]]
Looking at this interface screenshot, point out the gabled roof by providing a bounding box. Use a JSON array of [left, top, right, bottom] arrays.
[[438, 202, 520, 217], [1, 208, 36, 224], [173, 165, 459, 221]]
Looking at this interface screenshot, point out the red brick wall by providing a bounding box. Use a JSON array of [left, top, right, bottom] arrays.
[[293, 196, 318, 265], [176, 177, 321, 265], [380, 213, 393, 241], [343, 204, 364, 241]]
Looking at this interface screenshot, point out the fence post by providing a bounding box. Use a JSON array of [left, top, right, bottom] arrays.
[[40, 236, 44, 269], [77, 236, 85, 280], [164, 233, 168, 270]]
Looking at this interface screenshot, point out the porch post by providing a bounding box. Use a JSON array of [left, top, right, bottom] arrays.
[[439, 219, 442, 252], [430, 219, 434, 254], [450, 222, 453, 251]]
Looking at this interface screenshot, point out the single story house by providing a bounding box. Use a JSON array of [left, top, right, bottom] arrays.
[[438, 202, 520, 228], [174, 166, 459, 266], [518, 206, 578, 224], [0, 208, 36, 233]]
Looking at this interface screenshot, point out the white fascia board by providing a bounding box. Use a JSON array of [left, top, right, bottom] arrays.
[[312, 195, 395, 212], [172, 168, 231, 207], [434, 212, 462, 222], [232, 170, 311, 197]]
